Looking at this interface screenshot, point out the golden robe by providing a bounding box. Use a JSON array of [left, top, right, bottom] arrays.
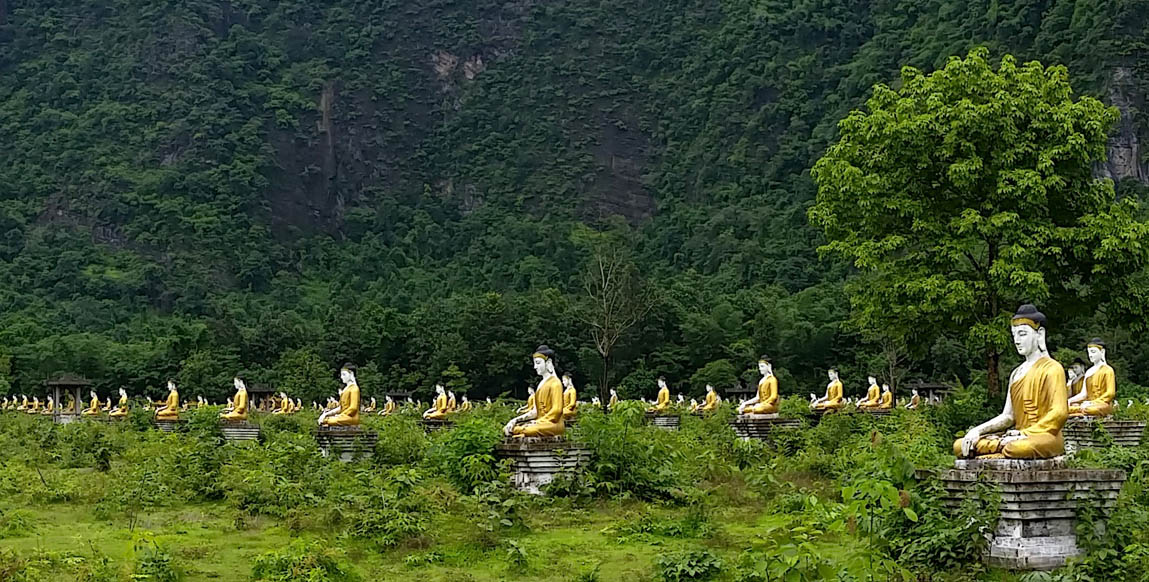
[[953, 357, 1067, 459], [82, 396, 101, 416], [814, 381, 844, 410], [562, 385, 578, 420], [322, 383, 361, 426], [879, 390, 893, 410], [513, 376, 565, 437], [746, 375, 779, 414], [700, 390, 719, 411], [857, 384, 881, 409], [647, 386, 671, 412], [155, 390, 180, 420], [221, 388, 248, 421], [1069, 364, 1115, 417], [425, 393, 450, 419]]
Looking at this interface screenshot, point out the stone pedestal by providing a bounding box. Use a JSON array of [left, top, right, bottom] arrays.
[[1063, 417, 1146, 453], [54, 413, 80, 425], [422, 418, 453, 433], [220, 421, 261, 443], [731, 414, 801, 440], [935, 457, 1126, 570], [495, 437, 593, 494], [154, 419, 184, 432], [855, 408, 891, 417], [645, 412, 679, 430], [315, 426, 378, 461]]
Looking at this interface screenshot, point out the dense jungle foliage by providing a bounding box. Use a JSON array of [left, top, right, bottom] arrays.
[[1, 0, 1149, 403], [1, 399, 1148, 581]]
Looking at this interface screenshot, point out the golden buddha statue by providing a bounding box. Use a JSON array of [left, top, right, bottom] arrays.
[[700, 385, 720, 411], [109, 388, 129, 418], [739, 358, 780, 414], [16, 395, 28, 411], [857, 376, 881, 410], [503, 345, 565, 438], [955, 304, 1067, 459], [273, 392, 292, 415], [906, 389, 920, 410], [40, 396, 55, 415], [608, 389, 619, 410], [459, 396, 473, 413], [381, 396, 396, 415], [879, 384, 893, 409], [517, 386, 536, 415], [220, 377, 249, 421], [647, 377, 672, 413], [423, 385, 450, 419], [155, 381, 180, 420], [64, 394, 76, 414], [561, 374, 578, 421], [364, 398, 377, 413], [1068, 339, 1116, 417], [82, 391, 101, 416], [446, 391, 458, 413], [26, 396, 40, 413], [319, 364, 362, 427], [811, 369, 844, 411]]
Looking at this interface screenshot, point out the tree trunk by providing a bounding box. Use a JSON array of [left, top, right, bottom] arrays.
[[598, 351, 611, 413], [986, 350, 1000, 398]]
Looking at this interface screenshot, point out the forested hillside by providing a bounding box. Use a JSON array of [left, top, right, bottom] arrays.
[[0, 0, 1147, 402]]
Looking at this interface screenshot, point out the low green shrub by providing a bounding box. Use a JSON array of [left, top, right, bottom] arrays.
[[656, 550, 722, 582], [251, 539, 360, 582]]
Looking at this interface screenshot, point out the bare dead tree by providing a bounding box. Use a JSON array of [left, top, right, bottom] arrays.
[[580, 242, 652, 410]]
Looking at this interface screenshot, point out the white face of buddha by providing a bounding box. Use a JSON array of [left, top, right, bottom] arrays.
[[706, 385, 714, 393], [234, 378, 244, 391], [340, 369, 354, 384], [533, 356, 548, 376], [436, 384, 445, 395], [828, 370, 837, 381], [528, 386, 535, 395], [658, 379, 667, 389], [563, 376, 573, 388], [1011, 325, 1041, 356], [1087, 346, 1104, 364], [167, 381, 176, 391], [868, 376, 876, 385], [758, 361, 769, 375], [882, 384, 890, 392]]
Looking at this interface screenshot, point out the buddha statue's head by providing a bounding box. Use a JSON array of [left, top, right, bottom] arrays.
[[435, 384, 445, 396], [1086, 338, 1106, 364], [758, 357, 772, 376], [386, 395, 393, 403], [462, 395, 469, 403], [658, 377, 668, 390], [1010, 304, 1048, 357], [532, 345, 557, 377], [234, 377, 245, 391], [882, 384, 890, 393], [868, 376, 877, 386], [119, 388, 127, 398], [706, 384, 714, 394], [912, 389, 919, 396], [828, 369, 839, 381], [677, 394, 685, 402], [611, 388, 617, 397], [90, 390, 96, 399], [562, 374, 573, 389], [167, 380, 176, 392], [1071, 358, 1087, 379], [340, 363, 357, 385]]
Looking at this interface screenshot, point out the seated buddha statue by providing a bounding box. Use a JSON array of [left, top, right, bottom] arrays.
[[64, 394, 77, 414], [364, 398, 377, 413], [82, 391, 101, 416], [109, 388, 130, 418], [700, 385, 720, 412], [27, 397, 42, 414], [517, 387, 536, 415], [955, 304, 1067, 459], [41, 396, 55, 415], [459, 396, 473, 413], [155, 381, 180, 420], [220, 377, 249, 422], [381, 395, 396, 415], [906, 389, 920, 410], [647, 377, 672, 413], [1068, 340, 1116, 418], [503, 345, 565, 438], [319, 364, 362, 427], [423, 385, 450, 419], [608, 388, 619, 411], [446, 391, 458, 413], [811, 369, 844, 411], [16, 395, 28, 411], [561, 374, 578, 421], [739, 358, 780, 414], [857, 376, 881, 410], [879, 384, 893, 409]]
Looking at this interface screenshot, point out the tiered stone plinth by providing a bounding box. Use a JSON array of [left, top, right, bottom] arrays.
[[731, 414, 801, 440], [935, 457, 1126, 570], [855, 408, 891, 416], [495, 437, 593, 495], [154, 419, 185, 433], [315, 426, 378, 461], [220, 421, 261, 443], [422, 418, 453, 433], [645, 412, 680, 430], [1063, 417, 1146, 453]]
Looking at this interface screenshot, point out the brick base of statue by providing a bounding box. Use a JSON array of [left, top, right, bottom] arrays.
[[644, 412, 679, 430], [220, 420, 261, 443], [1063, 417, 1147, 453], [315, 426, 378, 461], [154, 419, 185, 433], [854, 408, 891, 416], [731, 414, 801, 440], [932, 456, 1125, 570], [495, 437, 593, 495], [422, 418, 453, 433]]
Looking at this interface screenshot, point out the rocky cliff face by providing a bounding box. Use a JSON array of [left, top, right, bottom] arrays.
[[1101, 67, 1148, 185]]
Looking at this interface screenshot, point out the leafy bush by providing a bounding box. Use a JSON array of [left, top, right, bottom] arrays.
[[132, 538, 181, 582], [428, 417, 503, 492], [0, 509, 35, 539], [656, 550, 722, 582], [372, 415, 428, 466], [251, 539, 360, 582]]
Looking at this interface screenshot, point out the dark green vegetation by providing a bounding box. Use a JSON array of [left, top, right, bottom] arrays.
[[1, 1, 1149, 403], [2, 399, 1148, 581]]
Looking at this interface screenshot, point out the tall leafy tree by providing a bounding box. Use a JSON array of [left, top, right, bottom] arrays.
[[809, 48, 1149, 394]]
